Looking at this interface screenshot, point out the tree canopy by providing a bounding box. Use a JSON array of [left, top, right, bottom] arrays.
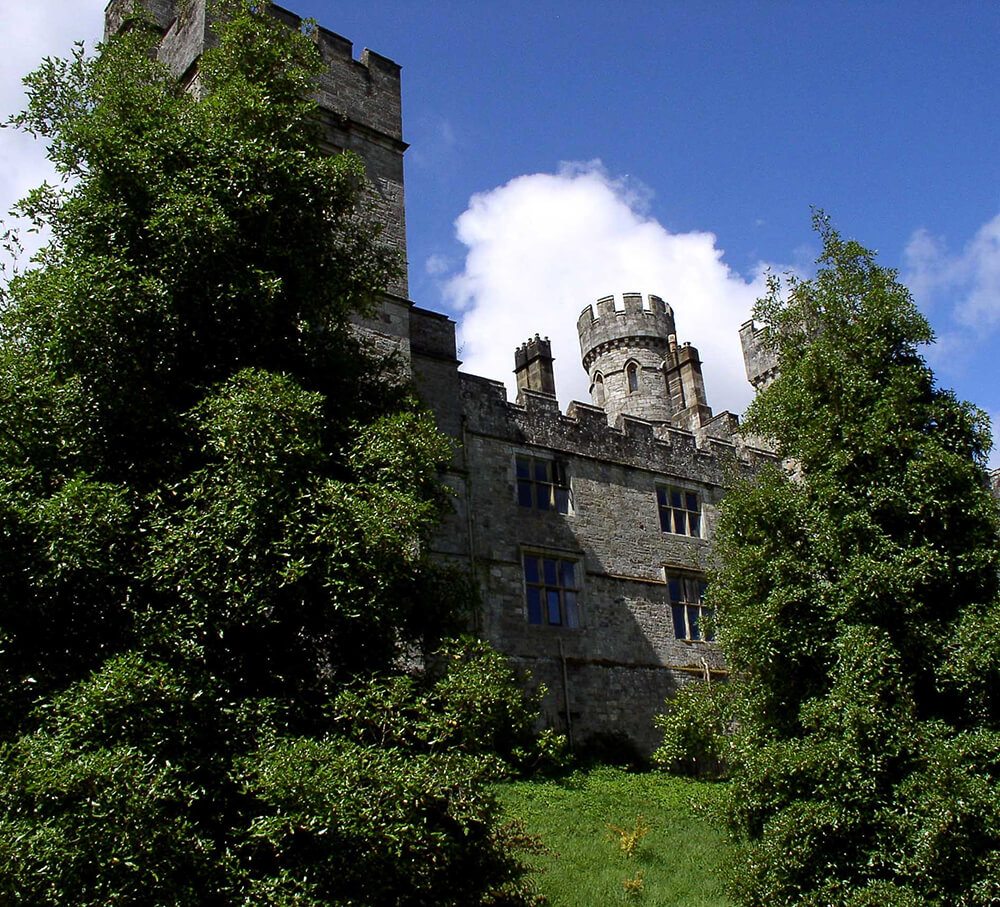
[[0, 4, 543, 903], [712, 214, 1000, 906]]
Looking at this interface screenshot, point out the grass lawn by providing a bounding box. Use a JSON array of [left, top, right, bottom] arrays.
[[494, 766, 733, 906]]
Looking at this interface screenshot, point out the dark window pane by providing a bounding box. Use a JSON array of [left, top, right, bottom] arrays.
[[688, 606, 701, 640], [672, 604, 686, 638], [658, 507, 671, 531], [543, 558, 558, 586], [656, 487, 668, 507], [517, 480, 533, 507], [668, 578, 682, 603], [564, 591, 579, 628], [670, 490, 682, 509], [560, 560, 576, 589], [515, 457, 530, 478], [547, 590, 562, 625], [675, 510, 687, 535], [537, 488, 552, 510], [534, 460, 549, 482], [553, 461, 566, 486], [523, 557, 539, 584], [555, 488, 569, 514], [686, 493, 699, 513], [688, 513, 700, 536], [526, 587, 542, 624]]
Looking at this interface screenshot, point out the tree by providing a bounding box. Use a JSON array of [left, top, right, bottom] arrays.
[[711, 213, 1000, 906], [0, 4, 539, 903]]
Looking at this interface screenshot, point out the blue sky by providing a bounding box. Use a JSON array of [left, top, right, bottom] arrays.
[[2, 2, 999, 464]]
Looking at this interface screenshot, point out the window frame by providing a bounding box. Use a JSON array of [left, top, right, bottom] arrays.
[[522, 552, 581, 628], [592, 372, 605, 406], [656, 485, 702, 538], [666, 574, 713, 642], [515, 453, 571, 514], [625, 360, 640, 394]]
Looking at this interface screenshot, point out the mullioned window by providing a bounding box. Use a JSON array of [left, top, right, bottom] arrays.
[[657, 486, 701, 537], [668, 575, 712, 641], [523, 554, 580, 627], [516, 455, 570, 513]]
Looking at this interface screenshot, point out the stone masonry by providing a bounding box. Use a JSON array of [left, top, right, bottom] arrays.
[[116, 0, 775, 755]]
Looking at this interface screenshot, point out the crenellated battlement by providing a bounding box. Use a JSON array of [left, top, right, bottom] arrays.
[[739, 319, 779, 391], [577, 293, 676, 368], [458, 372, 769, 476], [270, 3, 404, 143], [107, 0, 410, 297]]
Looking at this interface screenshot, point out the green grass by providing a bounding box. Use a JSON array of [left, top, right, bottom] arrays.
[[494, 766, 734, 907]]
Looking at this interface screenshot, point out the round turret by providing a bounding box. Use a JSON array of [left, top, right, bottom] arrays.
[[576, 293, 676, 423]]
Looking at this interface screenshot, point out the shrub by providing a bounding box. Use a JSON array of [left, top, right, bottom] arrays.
[[652, 680, 735, 779]]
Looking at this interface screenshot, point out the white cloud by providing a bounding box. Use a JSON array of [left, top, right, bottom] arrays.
[[424, 253, 451, 276], [0, 2, 105, 266], [443, 161, 770, 416], [904, 214, 1000, 333]]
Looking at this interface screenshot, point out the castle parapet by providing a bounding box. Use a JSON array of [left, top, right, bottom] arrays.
[[739, 319, 779, 391], [577, 293, 676, 370], [107, 0, 409, 297], [106, 0, 177, 35]]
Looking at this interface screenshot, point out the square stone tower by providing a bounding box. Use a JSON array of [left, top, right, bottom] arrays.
[[104, 0, 410, 299]]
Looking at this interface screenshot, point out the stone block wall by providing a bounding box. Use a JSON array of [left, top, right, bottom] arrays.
[[577, 294, 677, 424], [109, 0, 410, 298], [739, 319, 778, 390], [435, 369, 771, 753], [107, 0, 779, 758]]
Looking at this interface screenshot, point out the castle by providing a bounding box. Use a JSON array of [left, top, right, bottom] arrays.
[[107, 0, 776, 754]]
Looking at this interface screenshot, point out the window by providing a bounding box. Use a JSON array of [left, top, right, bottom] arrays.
[[657, 486, 701, 537], [523, 554, 579, 627], [592, 372, 605, 406], [626, 361, 639, 393], [668, 576, 712, 641], [516, 455, 570, 513]]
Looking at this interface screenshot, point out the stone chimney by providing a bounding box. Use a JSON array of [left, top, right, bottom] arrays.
[[514, 335, 556, 398]]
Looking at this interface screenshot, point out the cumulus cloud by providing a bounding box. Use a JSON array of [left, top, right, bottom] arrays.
[[904, 214, 1000, 333], [442, 161, 770, 416]]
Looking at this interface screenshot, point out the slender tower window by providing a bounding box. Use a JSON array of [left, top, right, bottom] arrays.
[[593, 373, 605, 406], [626, 362, 639, 393]]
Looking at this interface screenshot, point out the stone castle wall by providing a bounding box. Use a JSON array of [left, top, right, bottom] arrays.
[[115, 0, 777, 756], [106, 0, 409, 298], [424, 370, 771, 752], [739, 319, 778, 390], [578, 294, 677, 423]]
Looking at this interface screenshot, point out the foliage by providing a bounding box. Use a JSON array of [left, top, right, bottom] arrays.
[[494, 766, 734, 906], [607, 814, 650, 857], [331, 636, 568, 774], [241, 736, 536, 907], [653, 680, 736, 779], [0, 3, 540, 903], [713, 213, 1000, 905]]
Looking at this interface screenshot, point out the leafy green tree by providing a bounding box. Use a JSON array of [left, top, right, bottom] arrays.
[[712, 213, 1000, 906], [652, 680, 736, 780], [0, 4, 539, 903]]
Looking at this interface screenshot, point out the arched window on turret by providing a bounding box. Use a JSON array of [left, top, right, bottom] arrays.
[[592, 372, 605, 406], [626, 361, 640, 394]]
